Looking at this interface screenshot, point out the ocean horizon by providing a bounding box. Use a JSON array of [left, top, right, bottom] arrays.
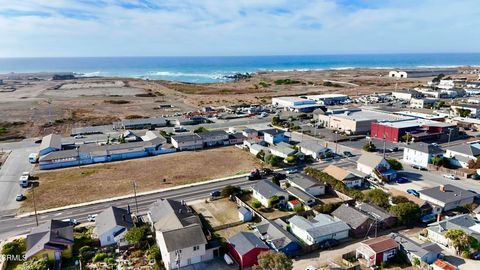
[[1, 53, 480, 83]]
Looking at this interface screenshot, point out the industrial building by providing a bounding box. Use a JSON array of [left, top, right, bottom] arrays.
[[391, 90, 423, 101], [370, 119, 457, 143], [450, 104, 480, 118], [305, 94, 349, 105], [316, 108, 412, 135], [271, 96, 321, 112]]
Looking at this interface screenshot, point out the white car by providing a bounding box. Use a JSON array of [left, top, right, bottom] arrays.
[[305, 266, 318, 270], [62, 218, 79, 226], [87, 214, 97, 222], [443, 174, 458, 180], [286, 169, 298, 174]]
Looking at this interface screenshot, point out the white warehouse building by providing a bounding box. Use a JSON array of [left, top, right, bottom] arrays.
[[271, 96, 321, 112]]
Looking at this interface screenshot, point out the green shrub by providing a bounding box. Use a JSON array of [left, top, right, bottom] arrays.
[[130, 250, 143, 258], [92, 253, 111, 262], [387, 159, 403, 170], [1, 238, 26, 256], [146, 245, 161, 260], [293, 205, 304, 212], [252, 199, 262, 209]]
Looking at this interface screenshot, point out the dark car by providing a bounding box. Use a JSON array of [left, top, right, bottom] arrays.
[[272, 173, 287, 181], [260, 168, 273, 176], [407, 189, 420, 197], [343, 151, 355, 157], [395, 177, 408, 184]]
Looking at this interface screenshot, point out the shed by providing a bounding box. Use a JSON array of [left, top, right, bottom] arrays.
[[238, 206, 252, 222]]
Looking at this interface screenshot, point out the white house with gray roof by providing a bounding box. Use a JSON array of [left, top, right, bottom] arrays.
[[419, 185, 476, 212], [287, 173, 325, 196], [288, 213, 350, 245], [390, 233, 442, 264], [298, 140, 331, 160], [357, 152, 396, 181], [252, 180, 288, 207], [148, 199, 215, 270], [444, 143, 480, 168], [426, 214, 480, 248], [403, 142, 444, 169], [269, 142, 296, 158], [94, 206, 133, 247]]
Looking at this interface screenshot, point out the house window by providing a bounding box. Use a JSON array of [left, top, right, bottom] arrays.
[[193, 245, 200, 251]]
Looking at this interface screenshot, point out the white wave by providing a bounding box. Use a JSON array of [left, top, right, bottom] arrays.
[[331, 66, 355, 70], [148, 71, 226, 80], [77, 71, 103, 77], [415, 65, 465, 69]]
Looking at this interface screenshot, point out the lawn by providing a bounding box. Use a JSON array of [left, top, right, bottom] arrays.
[[22, 147, 261, 211]]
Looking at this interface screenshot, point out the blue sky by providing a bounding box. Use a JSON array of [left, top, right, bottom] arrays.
[[0, 0, 479, 57]]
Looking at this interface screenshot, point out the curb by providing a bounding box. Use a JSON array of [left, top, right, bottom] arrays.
[[17, 172, 253, 218]]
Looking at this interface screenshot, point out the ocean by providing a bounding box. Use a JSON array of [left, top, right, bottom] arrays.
[[0, 53, 480, 83]]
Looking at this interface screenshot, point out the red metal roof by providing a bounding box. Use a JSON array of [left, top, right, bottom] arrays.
[[362, 235, 399, 253]]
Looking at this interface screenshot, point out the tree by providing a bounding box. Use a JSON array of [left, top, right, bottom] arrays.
[[221, 185, 240, 197], [362, 142, 376, 152], [272, 116, 282, 126], [256, 150, 265, 160], [387, 159, 403, 170], [268, 196, 280, 207], [193, 126, 209, 133], [432, 156, 444, 166], [412, 257, 421, 266], [20, 259, 50, 270], [445, 229, 471, 254], [252, 199, 262, 209], [253, 251, 293, 270], [125, 226, 149, 245], [389, 202, 420, 226], [456, 108, 472, 118], [391, 195, 410, 204], [364, 189, 390, 209], [1, 238, 26, 256], [146, 244, 161, 261]]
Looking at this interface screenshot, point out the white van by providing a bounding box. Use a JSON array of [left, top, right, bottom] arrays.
[[28, 153, 38, 163]]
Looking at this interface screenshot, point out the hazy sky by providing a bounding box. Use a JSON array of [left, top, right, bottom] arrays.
[[0, 0, 479, 57]]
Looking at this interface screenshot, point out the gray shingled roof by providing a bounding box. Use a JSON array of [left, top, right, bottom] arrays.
[[254, 219, 298, 250], [39, 134, 62, 152], [288, 214, 350, 239], [252, 180, 286, 199], [288, 173, 323, 190], [390, 233, 442, 259], [261, 129, 285, 136], [447, 144, 480, 157], [427, 214, 480, 240], [357, 203, 394, 222], [286, 186, 316, 203], [419, 184, 476, 204], [161, 224, 207, 252], [148, 199, 200, 231], [332, 204, 372, 229], [95, 206, 133, 237], [197, 130, 228, 139], [298, 140, 328, 153], [405, 143, 443, 155], [357, 152, 386, 169], [228, 231, 269, 255], [26, 220, 73, 259], [171, 134, 201, 143]]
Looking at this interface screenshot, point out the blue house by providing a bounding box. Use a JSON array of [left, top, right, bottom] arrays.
[[253, 219, 301, 256]]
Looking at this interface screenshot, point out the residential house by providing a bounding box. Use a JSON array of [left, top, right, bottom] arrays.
[[171, 134, 203, 151], [357, 152, 397, 181], [357, 203, 397, 228], [39, 134, 62, 156], [262, 129, 288, 145], [25, 220, 74, 262], [248, 143, 269, 156], [238, 207, 252, 222], [390, 233, 442, 265], [323, 165, 363, 188], [95, 206, 133, 247], [298, 140, 331, 160], [252, 180, 289, 208], [228, 133, 246, 145], [197, 130, 230, 147], [227, 232, 270, 269], [332, 204, 374, 237], [253, 219, 301, 256], [426, 214, 480, 247], [286, 186, 317, 206], [113, 117, 167, 130], [288, 214, 350, 246], [147, 199, 217, 270], [444, 143, 480, 168], [419, 185, 476, 212], [242, 128, 263, 143], [473, 205, 480, 220], [356, 236, 399, 267], [287, 173, 325, 196], [269, 142, 296, 158], [403, 142, 444, 169]]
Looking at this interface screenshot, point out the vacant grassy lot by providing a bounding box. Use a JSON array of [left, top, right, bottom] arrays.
[[23, 147, 260, 211]]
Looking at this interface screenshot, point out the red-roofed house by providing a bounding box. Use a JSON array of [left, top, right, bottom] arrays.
[[287, 200, 302, 210], [432, 259, 458, 270], [356, 236, 399, 267]]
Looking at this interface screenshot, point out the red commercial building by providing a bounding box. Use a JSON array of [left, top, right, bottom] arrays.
[[371, 120, 457, 143]]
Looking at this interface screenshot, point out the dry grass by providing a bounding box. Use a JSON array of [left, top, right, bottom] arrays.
[[23, 147, 261, 211], [192, 198, 240, 227]]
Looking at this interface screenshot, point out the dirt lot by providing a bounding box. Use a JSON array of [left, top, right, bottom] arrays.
[[22, 147, 261, 211], [192, 198, 241, 228]]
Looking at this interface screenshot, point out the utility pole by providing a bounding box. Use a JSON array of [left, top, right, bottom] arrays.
[[447, 128, 453, 147], [32, 184, 39, 226], [132, 181, 139, 215], [383, 132, 386, 158], [334, 131, 338, 156]]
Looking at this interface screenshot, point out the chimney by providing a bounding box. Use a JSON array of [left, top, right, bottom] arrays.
[[122, 214, 126, 221], [127, 205, 131, 214], [179, 209, 183, 214], [439, 185, 445, 192]]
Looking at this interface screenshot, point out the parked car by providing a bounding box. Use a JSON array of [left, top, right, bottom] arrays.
[[343, 151, 355, 157], [247, 169, 262, 180], [421, 214, 436, 223], [74, 135, 85, 139], [210, 190, 222, 200], [395, 177, 409, 184], [260, 168, 273, 176], [286, 168, 298, 174], [443, 174, 458, 180], [272, 172, 286, 181], [411, 164, 427, 171], [472, 251, 480, 260], [407, 189, 420, 197], [87, 214, 98, 222], [305, 266, 318, 270], [15, 194, 26, 201], [62, 218, 79, 226]]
